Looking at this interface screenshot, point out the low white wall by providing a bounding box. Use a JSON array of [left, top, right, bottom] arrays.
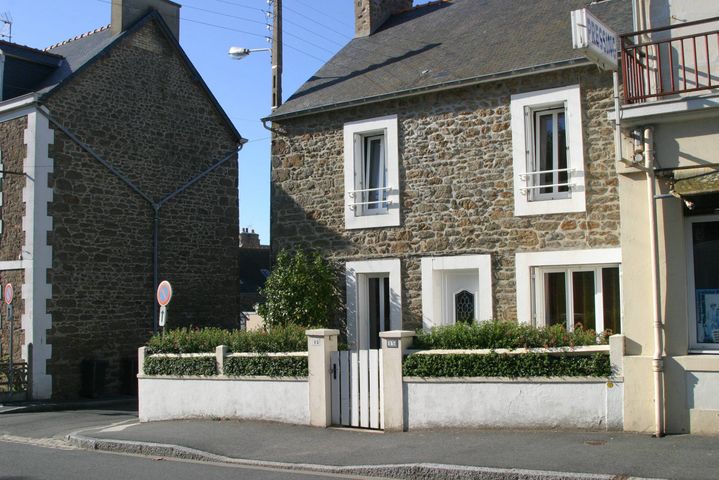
[[139, 376, 309, 424], [405, 378, 623, 430]]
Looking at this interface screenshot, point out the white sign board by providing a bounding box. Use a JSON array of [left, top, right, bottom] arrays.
[[571, 8, 618, 71]]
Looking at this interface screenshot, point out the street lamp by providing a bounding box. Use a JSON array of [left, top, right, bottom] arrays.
[[228, 46, 271, 61]]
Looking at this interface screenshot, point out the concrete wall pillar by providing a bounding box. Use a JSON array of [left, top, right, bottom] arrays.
[[216, 345, 228, 375], [380, 330, 415, 431], [138, 346, 146, 376], [306, 328, 339, 427], [610, 334, 625, 377]]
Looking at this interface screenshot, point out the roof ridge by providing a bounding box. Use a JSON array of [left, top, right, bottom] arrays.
[[0, 39, 64, 58], [44, 25, 111, 51]]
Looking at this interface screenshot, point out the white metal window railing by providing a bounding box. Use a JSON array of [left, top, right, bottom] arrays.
[[519, 167, 575, 195], [347, 186, 392, 210]]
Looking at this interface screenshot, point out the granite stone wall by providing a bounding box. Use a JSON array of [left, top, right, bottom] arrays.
[[271, 67, 620, 329], [0, 116, 27, 365], [0, 116, 27, 263], [43, 18, 240, 399]]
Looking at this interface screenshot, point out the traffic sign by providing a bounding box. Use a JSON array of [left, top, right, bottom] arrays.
[[156, 280, 173, 307], [4, 283, 13, 305]]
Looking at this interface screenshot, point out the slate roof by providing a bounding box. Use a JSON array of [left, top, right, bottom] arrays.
[[0, 12, 243, 143], [268, 0, 632, 120], [37, 26, 118, 94]]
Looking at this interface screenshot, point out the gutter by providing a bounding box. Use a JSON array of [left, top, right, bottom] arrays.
[[263, 57, 594, 123]]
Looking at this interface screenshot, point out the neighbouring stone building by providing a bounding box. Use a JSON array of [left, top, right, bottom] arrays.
[[0, 0, 244, 399], [238, 228, 270, 313], [269, 0, 630, 351]]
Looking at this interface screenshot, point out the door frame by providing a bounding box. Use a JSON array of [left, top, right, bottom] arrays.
[[346, 259, 402, 350]]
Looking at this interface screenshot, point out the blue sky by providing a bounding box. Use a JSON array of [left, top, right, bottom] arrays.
[[1, 0, 429, 244]]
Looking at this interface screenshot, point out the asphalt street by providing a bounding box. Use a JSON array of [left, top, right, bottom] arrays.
[[0, 440, 375, 480]]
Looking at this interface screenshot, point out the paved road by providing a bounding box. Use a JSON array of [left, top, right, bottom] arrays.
[[0, 440, 374, 480]]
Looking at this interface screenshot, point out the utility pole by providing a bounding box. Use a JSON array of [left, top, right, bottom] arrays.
[[271, 0, 282, 110]]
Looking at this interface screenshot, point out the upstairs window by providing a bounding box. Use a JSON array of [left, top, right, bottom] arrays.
[[344, 115, 400, 229], [529, 107, 571, 201], [511, 85, 586, 216], [359, 134, 388, 215]]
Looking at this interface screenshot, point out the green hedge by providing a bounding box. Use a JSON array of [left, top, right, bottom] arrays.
[[145, 325, 308, 354], [403, 352, 611, 378], [413, 322, 605, 350], [143, 356, 216, 376], [224, 356, 308, 377]]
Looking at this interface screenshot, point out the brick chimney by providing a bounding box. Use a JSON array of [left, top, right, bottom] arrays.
[[355, 0, 413, 37], [111, 0, 181, 40], [239, 228, 261, 249]]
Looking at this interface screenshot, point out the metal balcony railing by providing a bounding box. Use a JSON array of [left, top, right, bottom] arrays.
[[519, 167, 576, 195], [622, 16, 719, 104], [347, 186, 392, 211]]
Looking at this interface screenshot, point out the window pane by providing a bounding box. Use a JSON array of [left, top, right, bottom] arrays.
[[544, 272, 567, 327], [455, 290, 475, 324], [692, 222, 719, 344], [602, 267, 621, 334], [368, 277, 380, 349], [557, 112, 568, 192], [572, 271, 596, 331], [383, 277, 390, 333], [536, 113, 553, 193], [364, 136, 384, 210]]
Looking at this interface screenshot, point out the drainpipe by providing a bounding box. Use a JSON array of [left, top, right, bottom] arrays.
[[645, 126, 665, 437], [613, 71, 622, 163]]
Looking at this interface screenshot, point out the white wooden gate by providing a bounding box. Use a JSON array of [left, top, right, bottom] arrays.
[[330, 349, 383, 429]]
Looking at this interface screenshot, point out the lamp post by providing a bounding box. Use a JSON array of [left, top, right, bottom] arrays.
[[228, 0, 282, 110]]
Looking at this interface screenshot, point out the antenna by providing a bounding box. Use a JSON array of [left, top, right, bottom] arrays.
[[0, 12, 12, 42]]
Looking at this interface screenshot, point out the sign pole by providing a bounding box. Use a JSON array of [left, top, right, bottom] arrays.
[[156, 280, 173, 335]]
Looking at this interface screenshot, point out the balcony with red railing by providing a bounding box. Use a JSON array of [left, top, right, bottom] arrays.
[[621, 16, 719, 104]]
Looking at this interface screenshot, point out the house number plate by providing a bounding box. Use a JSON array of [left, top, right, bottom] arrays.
[[386, 339, 399, 348], [311, 338, 320, 346]]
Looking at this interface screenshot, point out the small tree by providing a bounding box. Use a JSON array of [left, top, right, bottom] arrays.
[[258, 249, 342, 329]]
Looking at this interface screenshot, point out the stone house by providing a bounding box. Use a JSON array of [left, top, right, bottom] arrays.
[[238, 228, 270, 313], [616, 0, 719, 435], [268, 0, 630, 351], [0, 0, 244, 399]]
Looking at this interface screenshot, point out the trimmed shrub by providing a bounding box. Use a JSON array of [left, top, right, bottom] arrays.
[[413, 321, 604, 350], [143, 356, 216, 376], [224, 356, 308, 377], [403, 352, 611, 378], [145, 325, 307, 354], [258, 249, 342, 329]]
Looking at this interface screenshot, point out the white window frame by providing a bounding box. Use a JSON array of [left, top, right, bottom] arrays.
[[515, 249, 622, 326], [532, 264, 621, 332], [344, 115, 400, 229], [346, 259, 402, 350], [421, 255, 493, 329], [686, 214, 719, 351], [511, 85, 586, 216]]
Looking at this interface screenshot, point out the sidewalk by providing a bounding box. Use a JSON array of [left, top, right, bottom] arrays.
[[69, 417, 719, 480]]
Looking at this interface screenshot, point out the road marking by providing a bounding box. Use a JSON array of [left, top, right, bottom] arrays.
[[0, 434, 77, 450], [99, 422, 141, 433]]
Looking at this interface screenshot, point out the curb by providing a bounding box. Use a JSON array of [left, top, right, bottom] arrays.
[[65, 433, 660, 480]]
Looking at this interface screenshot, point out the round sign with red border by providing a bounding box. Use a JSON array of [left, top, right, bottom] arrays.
[[4, 283, 13, 305], [156, 280, 173, 307]]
